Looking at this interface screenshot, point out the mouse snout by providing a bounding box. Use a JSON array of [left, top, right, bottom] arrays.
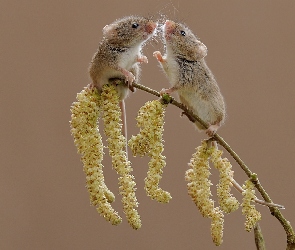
[[145, 21, 157, 34], [164, 20, 176, 33], [164, 20, 176, 39]]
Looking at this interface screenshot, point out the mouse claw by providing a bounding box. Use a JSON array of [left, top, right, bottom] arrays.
[[137, 55, 148, 64], [119, 68, 136, 92], [128, 82, 135, 92], [121, 69, 135, 84], [126, 72, 135, 92], [126, 73, 135, 92], [125, 72, 135, 84]]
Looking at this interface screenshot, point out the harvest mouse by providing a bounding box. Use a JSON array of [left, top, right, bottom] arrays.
[[89, 16, 157, 139], [153, 20, 225, 136]]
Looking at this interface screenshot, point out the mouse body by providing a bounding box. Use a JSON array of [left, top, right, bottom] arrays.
[[154, 20, 225, 136], [89, 16, 157, 139]]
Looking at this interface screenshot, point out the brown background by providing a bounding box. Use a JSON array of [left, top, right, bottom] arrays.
[[1, 1, 295, 249]]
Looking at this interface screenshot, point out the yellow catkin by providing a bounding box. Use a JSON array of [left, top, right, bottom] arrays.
[[211, 147, 240, 214], [242, 180, 262, 232], [211, 207, 224, 246], [101, 84, 141, 230], [185, 141, 214, 217], [128, 100, 171, 203], [185, 140, 225, 246], [70, 86, 122, 226]]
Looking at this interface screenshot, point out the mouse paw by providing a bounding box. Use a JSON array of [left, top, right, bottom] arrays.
[[87, 82, 95, 90], [121, 69, 135, 84], [125, 71, 135, 92], [119, 68, 135, 91], [153, 51, 165, 62], [159, 87, 177, 96], [126, 72, 135, 85], [206, 124, 220, 137], [137, 55, 148, 64], [128, 82, 135, 92], [126, 75, 135, 92], [159, 88, 169, 96]]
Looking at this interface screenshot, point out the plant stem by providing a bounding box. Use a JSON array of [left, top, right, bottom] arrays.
[[231, 179, 283, 209], [254, 223, 266, 250], [131, 82, 295, 248]]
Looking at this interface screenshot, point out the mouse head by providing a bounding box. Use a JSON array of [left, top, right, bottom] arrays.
[[102, 16, 157, 47], [163, 20, 207, 61]]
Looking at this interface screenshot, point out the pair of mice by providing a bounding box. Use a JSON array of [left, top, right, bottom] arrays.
[[89, 16, 225, 137]]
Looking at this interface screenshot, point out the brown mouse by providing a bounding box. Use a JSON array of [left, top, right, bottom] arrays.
[[153, 20, 225, 136], [89, 16, 157, 139]]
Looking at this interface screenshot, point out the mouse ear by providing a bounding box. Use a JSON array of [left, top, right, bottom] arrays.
[[194, 40, 208, 60], [103, 24, 117, 39]]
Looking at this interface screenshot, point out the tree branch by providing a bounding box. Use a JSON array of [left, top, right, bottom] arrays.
[[254, 223, 266, 250], [130, 81, 295, 248]]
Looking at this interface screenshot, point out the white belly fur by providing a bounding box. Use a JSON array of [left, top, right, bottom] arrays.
[[178, 89, 216, 129]]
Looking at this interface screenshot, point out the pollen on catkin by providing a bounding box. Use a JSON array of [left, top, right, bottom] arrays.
[[70, 86, 122, 226], [101, 84, 141, 230], [242, 180, 262, 232], [185, 140, 226, 246], [211, 147, 240, 214], [128, 100, 171, 203], [185, 141, 214, 217], [211, 207, 224, 246]]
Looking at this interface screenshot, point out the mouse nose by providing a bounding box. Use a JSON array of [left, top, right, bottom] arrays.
[[165, 20, 174, 25], [164, 20, 176, 35], [145, 21, 157, 34], [164, 20, 175, 29]]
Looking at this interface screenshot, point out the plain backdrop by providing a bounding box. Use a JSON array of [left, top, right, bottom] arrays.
[[1, 1, 295, 249]]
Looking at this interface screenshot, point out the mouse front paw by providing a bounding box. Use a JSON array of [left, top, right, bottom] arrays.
[[153, 51, 165, 62], [137, 55, 148, 64]]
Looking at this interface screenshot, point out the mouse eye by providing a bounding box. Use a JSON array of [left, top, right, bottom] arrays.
[[132, 23, 139, 28], [180, 30, 186, 36]]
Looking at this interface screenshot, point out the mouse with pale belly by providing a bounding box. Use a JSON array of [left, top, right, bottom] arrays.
[[153, 20, 225, 136], [89, 16, 157, 139]]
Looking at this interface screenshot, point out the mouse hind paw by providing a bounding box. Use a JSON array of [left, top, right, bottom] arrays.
[[205, 124, 220, 137]]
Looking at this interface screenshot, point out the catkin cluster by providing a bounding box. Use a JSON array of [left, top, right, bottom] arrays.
[[70, 87, 122, 225], [186, 140, 262, 245], [128, 100, 171, 203], [70, 85, 263, 242], [100, 84, 141, 230], [185, 141, 224, 246], [70, 84, 141, 230], [211, 148, 240, 214], [242, 180, 262, 232], [185, 142, 215, 217]]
